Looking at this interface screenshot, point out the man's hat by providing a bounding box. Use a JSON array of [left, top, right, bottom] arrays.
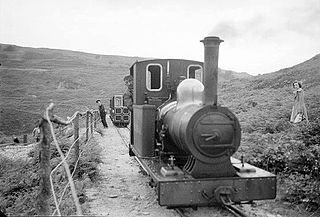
[[123, 75, 133, 81], [293, 80, 302, 87], [96, 99, 101, 103]]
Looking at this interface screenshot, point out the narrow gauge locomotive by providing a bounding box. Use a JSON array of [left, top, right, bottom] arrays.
[[128, 36, 276, 207], [109, 95, 130, 127]]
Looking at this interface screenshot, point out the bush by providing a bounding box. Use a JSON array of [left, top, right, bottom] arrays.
[[299, 118, 320, 147], [249, 144, 288, 174], [247, 121, 320, 210], [274, 119, 291, 132], [284, 173, 320, 211]]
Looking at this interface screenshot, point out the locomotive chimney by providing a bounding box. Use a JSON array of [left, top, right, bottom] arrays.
[[201, 36, 223, 106]]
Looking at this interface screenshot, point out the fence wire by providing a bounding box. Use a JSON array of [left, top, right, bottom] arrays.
[[52, 125, 96, 216], [46, 105, 100, 216], [1, 104, 102, 216]]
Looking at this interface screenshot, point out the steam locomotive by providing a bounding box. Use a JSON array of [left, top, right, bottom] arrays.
[[109, 95, 130, 127], [127, 36, 276, 207]]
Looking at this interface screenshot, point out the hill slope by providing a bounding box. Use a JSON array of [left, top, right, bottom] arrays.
[[218, 52, 320, 136], [0, 44, 141, 136], [0, 43, 251, 136]]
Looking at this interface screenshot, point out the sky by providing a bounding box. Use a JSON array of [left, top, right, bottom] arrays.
[[1, 0, 319, 75]]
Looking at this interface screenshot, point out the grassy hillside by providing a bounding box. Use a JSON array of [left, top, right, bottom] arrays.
[[0, 43, 251, 137], [217, 53, 320, 210], [0, 44, 142, 136]]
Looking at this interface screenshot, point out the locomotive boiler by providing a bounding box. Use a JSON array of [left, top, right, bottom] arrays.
[[128, 36, 276, 207]]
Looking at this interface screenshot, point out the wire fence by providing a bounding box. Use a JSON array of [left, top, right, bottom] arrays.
[[37, 103, 100, 216]]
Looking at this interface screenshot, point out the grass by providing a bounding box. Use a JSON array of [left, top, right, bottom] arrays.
[[0, 43, 251, 137], [0, 43, 141, 136], [0, 128, 102, 216]]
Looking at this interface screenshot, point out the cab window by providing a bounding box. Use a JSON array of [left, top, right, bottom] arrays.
[[187, 65, 203, 82], [114, 96, 123, 107], [146, 64, 162, 91]]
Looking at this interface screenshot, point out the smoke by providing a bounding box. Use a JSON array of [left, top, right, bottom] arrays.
[[209, 21, 239, 40], [209, 0, 320, 43], [209, 15, 269, 41]]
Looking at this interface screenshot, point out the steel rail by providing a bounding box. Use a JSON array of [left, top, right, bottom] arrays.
[[115, 126, 151, 175], [220, 195, 250, 217], [223, 204, 249, 217], [175, 208, 189, 217]]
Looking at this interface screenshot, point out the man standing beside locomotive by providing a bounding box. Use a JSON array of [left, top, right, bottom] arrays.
[[123, 75, 133, 111], [96, 99, 108, 128]]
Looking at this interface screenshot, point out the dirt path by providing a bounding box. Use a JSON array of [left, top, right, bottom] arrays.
[[85, 118, 178, 217], [85, 118, 239, 216], [0, 143, 35, 160]]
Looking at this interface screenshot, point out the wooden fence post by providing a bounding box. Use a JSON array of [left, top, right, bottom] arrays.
[[73, 113, 80, 164], [90, 112, 93, 135], [86, 111, 89, 141], [23, 134, 27, 143], [94, 111, 97, 128], [37, 119, 51, 215], [59, 125, 62, 136]]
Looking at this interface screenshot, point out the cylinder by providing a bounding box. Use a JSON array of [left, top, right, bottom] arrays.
[[201, 36, 223, 106]]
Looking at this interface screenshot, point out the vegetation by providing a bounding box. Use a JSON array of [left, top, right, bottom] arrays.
[[0, 131, 102, 216], [243, 121, 320, 211], [0, 43, 142, 136], [1, 43, 320, 214], [0, 43, 250, 136], [226, 67, 320, 211]]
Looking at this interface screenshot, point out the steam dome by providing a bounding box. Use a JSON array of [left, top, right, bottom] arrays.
[[176, 79, 204, 110]]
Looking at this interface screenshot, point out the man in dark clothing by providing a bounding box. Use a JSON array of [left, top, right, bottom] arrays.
[[123, 75, 133, 111], [96, 100, 108, 128]]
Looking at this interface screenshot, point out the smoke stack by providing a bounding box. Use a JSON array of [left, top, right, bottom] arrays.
[[201, 36, 223, 106]]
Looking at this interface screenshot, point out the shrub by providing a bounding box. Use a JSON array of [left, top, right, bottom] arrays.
[[247, 122, 320, 210], [264, 123, 276, 134], [299, 118, 320, 147], [274, 119, 291, 132], [284, 173, 320, 211], [249, 145, 288, 174]]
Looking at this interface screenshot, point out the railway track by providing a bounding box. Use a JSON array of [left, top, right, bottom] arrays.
[[114, 125, 250, 217], [115, 126, 151, 175], [174, 206, 248, 217], [114, 126, 130, 147]]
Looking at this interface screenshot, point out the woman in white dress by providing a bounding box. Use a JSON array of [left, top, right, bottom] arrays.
[[290, 81, 309, 124]]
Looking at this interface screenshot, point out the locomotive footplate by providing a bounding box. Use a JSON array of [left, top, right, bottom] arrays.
[[136, 156, 276, 207]]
